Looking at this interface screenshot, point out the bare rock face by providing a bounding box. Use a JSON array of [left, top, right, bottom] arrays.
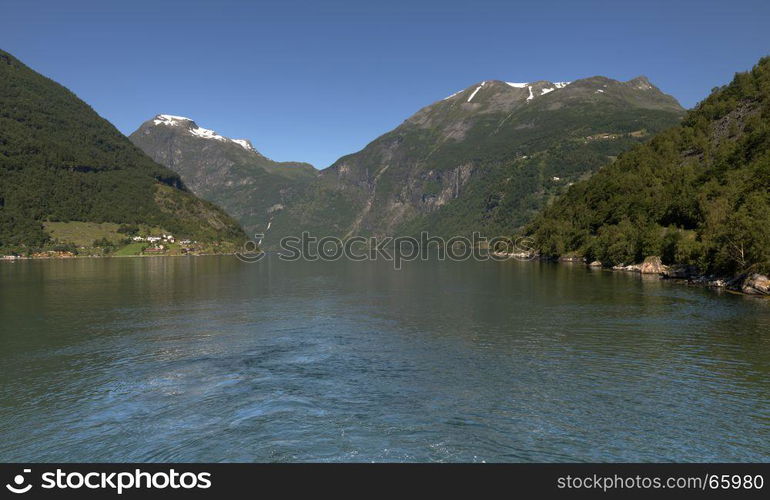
[[640, 256, 667, 274], [589, 260, 602, 267], [741, 274, 770, 295]]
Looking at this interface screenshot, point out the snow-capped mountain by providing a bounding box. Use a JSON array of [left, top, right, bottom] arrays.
[[449, 80, 571, 103], [130, 116, 317, 234], [266, 74, 684, 243], [149, 114, 258, 152]]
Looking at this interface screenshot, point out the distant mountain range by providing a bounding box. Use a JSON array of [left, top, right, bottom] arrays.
[[14, 43, 765, 277], [0, 49, 244, 254], [130, 115, 317, 236], [259, 75, 684, 246]]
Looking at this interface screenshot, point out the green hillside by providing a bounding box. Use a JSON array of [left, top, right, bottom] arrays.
[[526, 57, 770, 275], [0, 49, 245, 254]]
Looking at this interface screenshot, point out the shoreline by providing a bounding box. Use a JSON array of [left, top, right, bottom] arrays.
[[0, 252, 237, 262], [491, 251, 769, 298], [553, 256, 769, 298], [5, 250, 768, 298]]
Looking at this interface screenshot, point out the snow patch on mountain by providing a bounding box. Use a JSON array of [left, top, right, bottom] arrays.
[[467, 81, 486, 102], [506, 81, 571, 101], [189, 126, 228, 142], [153, 114, 192, 126], [443, 90, 462, 100], [232, 139, 254, 151]]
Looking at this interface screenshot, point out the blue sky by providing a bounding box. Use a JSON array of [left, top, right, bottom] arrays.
[[3, 0, 769, 168]]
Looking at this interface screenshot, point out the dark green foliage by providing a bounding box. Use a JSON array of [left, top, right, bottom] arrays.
[[399, 135, 663, 238], [92, 237, 115, 254], [117, 224, 139, 235], [0, 209, 48, 249], [0, 49, 245, 252], [527, 57, 770, 275]]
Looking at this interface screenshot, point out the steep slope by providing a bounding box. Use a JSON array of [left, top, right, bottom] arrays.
[[0, 49, 245, 254], [267, 76, 684, 246], [130, 116, 317, 235], [526, 57, 770, 276]]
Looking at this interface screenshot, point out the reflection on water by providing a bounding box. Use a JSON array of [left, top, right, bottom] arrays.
[[1, 256, 769, 462]]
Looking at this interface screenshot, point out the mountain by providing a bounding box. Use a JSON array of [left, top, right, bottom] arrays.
[[130, 115, 317, 235], [265, 75, 684, 246], [526, 57, 770, 276], [0, 49, 245, 255]]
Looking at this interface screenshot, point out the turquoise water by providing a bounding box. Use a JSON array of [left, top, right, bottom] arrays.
[[1, 256, 769, 462]]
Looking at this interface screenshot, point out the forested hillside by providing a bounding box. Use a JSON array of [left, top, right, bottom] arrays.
[[0, 49, 245, 253], [526, 57, 770, 275]]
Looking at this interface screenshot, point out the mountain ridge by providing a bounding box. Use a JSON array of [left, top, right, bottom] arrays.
[[264, 73, 684, 246]]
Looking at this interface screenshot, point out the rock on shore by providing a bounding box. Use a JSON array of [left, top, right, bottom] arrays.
[[739, 274, 770, 295], [640, 256, 667, 274], [574, 254, 768, 297]]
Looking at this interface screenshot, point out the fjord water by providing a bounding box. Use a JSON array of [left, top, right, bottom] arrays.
[[1, 257, 769, 462]]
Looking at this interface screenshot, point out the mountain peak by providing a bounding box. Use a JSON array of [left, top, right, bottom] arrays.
[[442, 79, 572, 103], [148, 114, 255, 151], [408, 74, 681, 139], [152, 114, 194, 126], [626, 76, 653, 90], [439, 74, 677, 109]]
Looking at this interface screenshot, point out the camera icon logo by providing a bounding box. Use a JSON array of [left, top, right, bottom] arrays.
[[6, 469, 32, 494], [235, 234, 266, 263]]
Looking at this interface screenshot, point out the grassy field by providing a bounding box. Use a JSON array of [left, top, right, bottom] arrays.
[[37, 221, 234, 257], [113, 242, 146, 256]]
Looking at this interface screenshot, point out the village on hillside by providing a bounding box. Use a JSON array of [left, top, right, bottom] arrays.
[[0, 222, 223, 260]]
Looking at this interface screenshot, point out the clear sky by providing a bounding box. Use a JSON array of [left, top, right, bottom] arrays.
[[3, 0, 769, 168]]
